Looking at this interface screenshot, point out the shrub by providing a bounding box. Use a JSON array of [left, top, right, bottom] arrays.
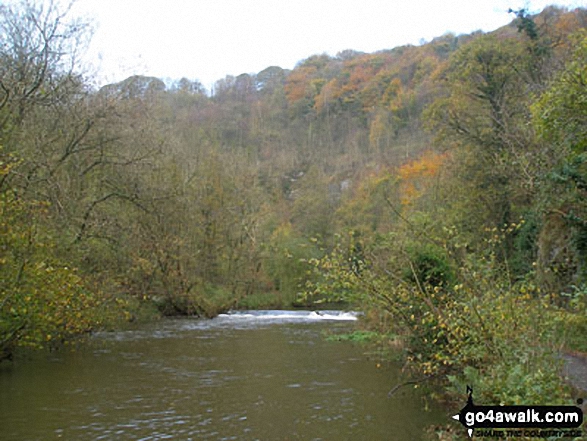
[[404, 242, 455, 288]]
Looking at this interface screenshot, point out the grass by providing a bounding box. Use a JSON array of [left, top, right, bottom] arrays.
[[324, 330, 381, 343]]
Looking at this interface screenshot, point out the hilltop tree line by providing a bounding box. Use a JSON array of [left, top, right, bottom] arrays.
[[1, 0, 586, 409]]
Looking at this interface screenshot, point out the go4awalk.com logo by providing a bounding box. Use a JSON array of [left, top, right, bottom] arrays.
[[452, 386, 584, 438]]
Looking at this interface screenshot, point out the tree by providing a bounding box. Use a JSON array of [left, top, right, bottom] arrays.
[[99, 75, 166, 99], [291, 166, 336, 240], [533, 32, 587, 156], [0, 148, 102, 361], [256, 66, 287, 94], [0, 0, 91, 132], [172, 77, 206, 95], [532, 31, 587, 288], [426, 34, 538, 255]]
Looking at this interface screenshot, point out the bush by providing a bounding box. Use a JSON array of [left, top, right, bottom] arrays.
[[404, 242, 455, 288], [306, 225, 574, 409], [0, 163, 105, 360]]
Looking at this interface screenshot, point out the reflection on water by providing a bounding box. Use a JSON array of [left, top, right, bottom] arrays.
[[0, 311, 445, 440]]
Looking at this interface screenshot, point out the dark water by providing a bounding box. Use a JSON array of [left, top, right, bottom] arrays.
[[0, 311, 446, 440]]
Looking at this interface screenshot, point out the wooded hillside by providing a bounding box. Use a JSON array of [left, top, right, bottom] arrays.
[[2, 3, 587, 410]]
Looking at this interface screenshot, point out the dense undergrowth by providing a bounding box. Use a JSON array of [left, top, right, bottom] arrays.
[[304, 225, 587, 439]]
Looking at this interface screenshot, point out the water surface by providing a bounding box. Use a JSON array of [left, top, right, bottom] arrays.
[[0, 310, 445, 440]]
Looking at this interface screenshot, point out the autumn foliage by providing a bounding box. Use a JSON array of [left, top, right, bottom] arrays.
[[398, 151, 446, 206], [1, 0, 587, 388]]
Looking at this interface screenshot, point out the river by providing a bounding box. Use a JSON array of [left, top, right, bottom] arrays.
[[0, 310, 446, 440]]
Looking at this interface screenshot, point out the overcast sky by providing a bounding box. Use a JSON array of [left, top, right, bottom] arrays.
[[67, 0, 585, 90]]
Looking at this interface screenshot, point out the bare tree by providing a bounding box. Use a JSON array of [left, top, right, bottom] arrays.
[[0, 0, 92, 129]]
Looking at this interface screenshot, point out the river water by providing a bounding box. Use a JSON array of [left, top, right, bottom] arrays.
[[0, 310, 446, 440]]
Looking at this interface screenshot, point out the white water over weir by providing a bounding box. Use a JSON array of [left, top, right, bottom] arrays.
[[216, 310, 360, 325]]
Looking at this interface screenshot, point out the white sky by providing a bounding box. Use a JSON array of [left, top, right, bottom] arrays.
[[66, 0, 586, 90]]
